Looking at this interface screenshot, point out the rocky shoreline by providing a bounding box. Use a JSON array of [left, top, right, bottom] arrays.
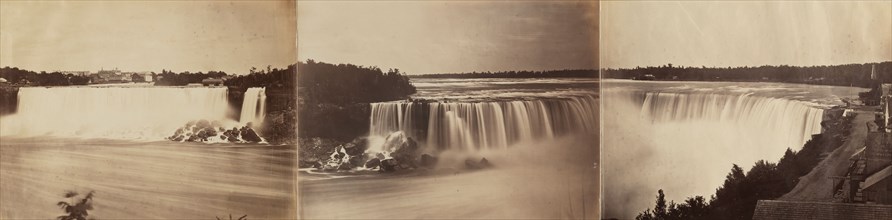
[[298, 135, 492, 174]]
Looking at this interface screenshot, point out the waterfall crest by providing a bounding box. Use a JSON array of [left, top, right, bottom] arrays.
[[638, 92, 824, 150], [368, 95, 598, 152]]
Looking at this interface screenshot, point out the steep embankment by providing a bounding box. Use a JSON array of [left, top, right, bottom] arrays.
[[781, 107, 874, 201]]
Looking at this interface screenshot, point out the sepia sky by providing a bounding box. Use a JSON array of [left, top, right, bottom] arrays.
[[0, 1, 296, 74], [602, 1, 892, 69], [297, 1, 598, 74]]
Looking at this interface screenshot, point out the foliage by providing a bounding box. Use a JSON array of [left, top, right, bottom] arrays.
[[412, 69, 597, 78], [153, 69, 227, 86], [603, 62, 892, 87], [636, 190, 709, 220], [1, 67, 91, 86], [131, 73, 145, 83], [57, 191, 94, 220], [297, 59, 415, 104], [224, 64, 295, 91]]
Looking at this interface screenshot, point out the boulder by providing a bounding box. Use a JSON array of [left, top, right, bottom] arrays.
[[465, 157, 493, 170], [479, 157, 492, 168], [348, 154, 367, 168], [240, 127, 262, 143], [380, 158, 399, 172], [419, 154, 438, 168], [365, 158, 381, 169], [224, 127, 240, 142], [391, 137, 420, 168], [343, 138, 368, 156]]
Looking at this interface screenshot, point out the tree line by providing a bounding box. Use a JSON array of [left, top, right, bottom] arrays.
[[153, 70, 228, 86], [0, 67, 91, 86], [0, 65, 295, 89], [412, 69, 597, 79], [604, 62, 892, 88], [636, 109, 851, 220], [298, 59, 416, 104], [225, 64, 296, 90]]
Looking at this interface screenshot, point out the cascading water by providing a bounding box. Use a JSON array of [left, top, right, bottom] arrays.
[[367, 95, 598, 153], [639, 92, 824, 150], [602, 89, 829, 218], [240, 87, 267, 125], [0, 87, 241, 139]]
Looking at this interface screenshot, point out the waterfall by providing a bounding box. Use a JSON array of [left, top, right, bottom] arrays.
[[639, 92, 824, 150], [240, 87, 266, 126], [601, 90, 828, 218], [0, 87, 231, 139], [368, 95, 598, 152]]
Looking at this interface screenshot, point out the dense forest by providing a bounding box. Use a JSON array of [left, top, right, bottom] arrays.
[[636, 108, 851, 220], [298, 59, 416, 104], [604, 62, 892, 87], [412, 69, 597, 79], [0, 67, 91, 86]]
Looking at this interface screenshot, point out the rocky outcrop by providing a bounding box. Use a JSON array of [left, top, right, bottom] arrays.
[[465, 157, 493, 170], [389, 137, 420, 168], [167, 120, 263, 143], [364, 158, 381, 169], [380, 158, 399, 172]]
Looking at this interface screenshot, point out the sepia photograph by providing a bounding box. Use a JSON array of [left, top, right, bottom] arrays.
[[296, 1, 599, 219], [4, 0, 890, 220], [600, 1, 891, 220], [0, 1, 297, 219]]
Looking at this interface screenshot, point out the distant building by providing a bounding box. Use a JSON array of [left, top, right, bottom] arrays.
[[833, 130, 892, 205], [91, 68, 127, 83], [634, 74, 656, 80], [140, 72, 153, 82], [201, 78, 223, 86]]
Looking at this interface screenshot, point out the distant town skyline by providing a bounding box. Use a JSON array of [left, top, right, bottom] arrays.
[[298, 1, 598, 75], [602, 1, 892, 69], [0, 1, 296, 75]]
